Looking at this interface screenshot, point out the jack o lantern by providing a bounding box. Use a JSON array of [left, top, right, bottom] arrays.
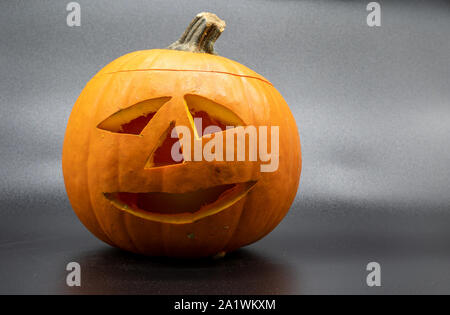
[[62, 12, 301, 258]]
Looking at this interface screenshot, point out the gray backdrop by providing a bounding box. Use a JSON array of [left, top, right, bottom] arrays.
[[1, 0, 450, 294]]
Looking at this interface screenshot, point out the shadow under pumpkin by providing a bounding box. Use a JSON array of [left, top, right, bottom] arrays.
[[57, 247, 298, 295]]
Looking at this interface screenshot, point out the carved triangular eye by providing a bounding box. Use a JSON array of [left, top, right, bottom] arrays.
[[97, 97, 171, 135], [184, 94, 244, 137]]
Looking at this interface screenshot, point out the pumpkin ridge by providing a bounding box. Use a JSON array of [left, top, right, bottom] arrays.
[[103, 68, 273, 86]]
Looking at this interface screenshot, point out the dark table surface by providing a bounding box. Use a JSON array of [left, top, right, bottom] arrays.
[[2, 194, 450, 294], [1, 0, 450, 294]]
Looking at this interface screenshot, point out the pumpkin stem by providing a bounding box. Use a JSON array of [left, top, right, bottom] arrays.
[[168, 12, 226, 55]]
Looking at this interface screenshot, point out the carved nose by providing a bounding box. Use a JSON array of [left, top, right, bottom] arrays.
[[145, 121, 184, 168]]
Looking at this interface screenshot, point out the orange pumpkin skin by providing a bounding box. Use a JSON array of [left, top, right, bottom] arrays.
[[62, 15, 301, 258]]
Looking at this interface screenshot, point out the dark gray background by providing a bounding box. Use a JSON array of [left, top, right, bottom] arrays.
[[1, 0, 449, 294]]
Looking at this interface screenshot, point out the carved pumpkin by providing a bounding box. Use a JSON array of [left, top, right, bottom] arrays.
[[62, 12, 301, 257]]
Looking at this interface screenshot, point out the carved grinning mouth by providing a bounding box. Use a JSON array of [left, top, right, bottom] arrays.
[[103, 181, 256, 224]]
